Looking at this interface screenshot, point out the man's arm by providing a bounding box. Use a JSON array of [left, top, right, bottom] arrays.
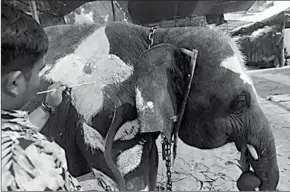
[[28, 105, 50, 131], [29, 83, 66, 131]]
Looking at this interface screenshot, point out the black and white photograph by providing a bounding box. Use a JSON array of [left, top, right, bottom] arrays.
[[1, 0, 290, 191]]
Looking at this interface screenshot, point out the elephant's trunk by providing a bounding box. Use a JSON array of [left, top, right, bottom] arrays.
[[104, 103, 137, 191], [105, 107, 126, 191], [246, 111, 279, 190]]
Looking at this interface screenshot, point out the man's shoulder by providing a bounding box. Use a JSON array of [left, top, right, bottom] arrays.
[[2, 119, 47, 141], [2, 118, 67, 162]]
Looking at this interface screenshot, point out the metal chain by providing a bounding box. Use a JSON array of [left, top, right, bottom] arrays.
[[97, 177, 113, 191], [161, 133, 172, 191], [148, 25, 173, 191], [148, 26, 158, 49]]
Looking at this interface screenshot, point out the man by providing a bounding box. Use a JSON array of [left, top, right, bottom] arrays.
[[1, 4, 82, 191]]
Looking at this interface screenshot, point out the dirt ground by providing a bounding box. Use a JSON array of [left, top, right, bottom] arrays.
[[78, 67, 290, 191]]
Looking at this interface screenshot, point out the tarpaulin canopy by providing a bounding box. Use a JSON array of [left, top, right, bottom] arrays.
[[5, 0, 255, 25], [126, 1, 256, 25], [231, 6, 290, 36], [2, 0, 95, 17]]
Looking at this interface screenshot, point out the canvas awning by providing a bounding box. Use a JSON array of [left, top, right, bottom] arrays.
[[126, 1, 255, 25], [231, 6, 290, 36], [6, 0, 255, 25]]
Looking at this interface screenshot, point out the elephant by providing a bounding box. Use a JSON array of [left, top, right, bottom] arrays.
[[23, 22, 279, 191]]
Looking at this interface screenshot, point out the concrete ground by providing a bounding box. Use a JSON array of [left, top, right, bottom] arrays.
[[78, 66, 290, 191]]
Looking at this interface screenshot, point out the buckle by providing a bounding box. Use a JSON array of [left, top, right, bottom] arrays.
[[41, 102, 55, 116]]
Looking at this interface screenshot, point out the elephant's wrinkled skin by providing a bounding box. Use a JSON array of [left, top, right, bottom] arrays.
[[23, 22, 279, 191]]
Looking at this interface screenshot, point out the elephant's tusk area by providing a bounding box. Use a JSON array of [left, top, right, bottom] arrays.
[[247, 144, 259, 160]]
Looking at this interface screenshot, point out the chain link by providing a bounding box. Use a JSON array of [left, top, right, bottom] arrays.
[[148, 25, 173, 191], [97, 177, 113, 191], [161, 133, 173, 191], [148, 26, 158, 49]]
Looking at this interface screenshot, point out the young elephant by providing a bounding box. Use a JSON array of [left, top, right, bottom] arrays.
[[23, 22, 279, 191], [106, 42, 279, 191]]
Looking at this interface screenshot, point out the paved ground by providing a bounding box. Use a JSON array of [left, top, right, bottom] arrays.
[[78, 66, 290, 191]]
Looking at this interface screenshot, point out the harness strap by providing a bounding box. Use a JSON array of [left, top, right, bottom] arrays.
[[147, 26, 199, 191], [172, 49, 198, 164]]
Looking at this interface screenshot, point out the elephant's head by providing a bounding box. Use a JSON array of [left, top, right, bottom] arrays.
[[131, 43, 279, 191]]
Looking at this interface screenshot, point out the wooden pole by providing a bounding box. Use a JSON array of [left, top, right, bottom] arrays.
[[114, 1, 129, 22], [29, 0, 40, 24], [282, 12, 286, 67], [111, 0, 116, 21]]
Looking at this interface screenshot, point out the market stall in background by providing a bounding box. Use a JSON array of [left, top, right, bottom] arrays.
[[230, 6, 290, 68]]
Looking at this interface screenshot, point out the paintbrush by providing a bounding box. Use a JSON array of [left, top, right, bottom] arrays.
[[37, 81, 97, 95]]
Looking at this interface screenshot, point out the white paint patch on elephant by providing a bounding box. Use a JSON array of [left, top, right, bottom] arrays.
[[220, 55, 253, 85], [43, 26, 133, 123], [45, 54, 85, 85], [136, 87, 154, 112], [114, 120, 140, 141], [74, 8, 94, 25], [104, 14, 109, 22], [146, 101, 154, 110], [74, 26, 110, 57], [220, 55, 259, 97], [136, 87, 145, 111], [116, 144, 143, 176], [82, 122, 105, 152]]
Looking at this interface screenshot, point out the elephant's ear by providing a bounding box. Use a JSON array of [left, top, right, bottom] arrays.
[[134, 43, 192, 139]]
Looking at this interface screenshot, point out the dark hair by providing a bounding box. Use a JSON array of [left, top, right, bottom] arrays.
[[1, 4, 48, 76]]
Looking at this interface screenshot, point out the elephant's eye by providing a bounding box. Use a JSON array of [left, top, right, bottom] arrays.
[[229, 92, 250, 113]]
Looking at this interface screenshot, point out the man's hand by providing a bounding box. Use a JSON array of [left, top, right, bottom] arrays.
[[45, 82, 66, 110]]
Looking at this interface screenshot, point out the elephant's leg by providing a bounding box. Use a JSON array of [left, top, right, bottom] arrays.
[[75, 122, 117, 189], [125, 133, 159, 191], [119, 133, 159, 191], [148, 134, 159, 191]]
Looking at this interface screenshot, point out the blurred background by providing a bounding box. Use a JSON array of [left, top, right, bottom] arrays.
[[3, 0, 289, 68]]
